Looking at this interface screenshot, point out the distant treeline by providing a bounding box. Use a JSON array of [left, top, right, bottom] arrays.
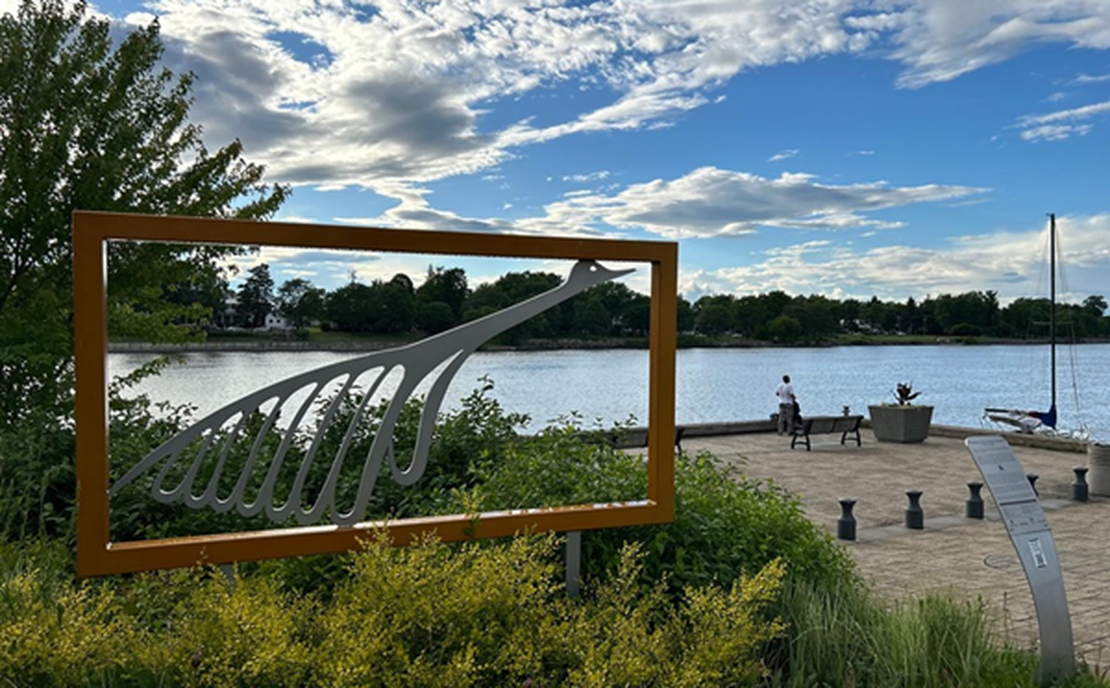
[[196, 263, 1110, 345]]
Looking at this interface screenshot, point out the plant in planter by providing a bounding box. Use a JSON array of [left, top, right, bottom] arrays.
[[868, 382, 934, 443]]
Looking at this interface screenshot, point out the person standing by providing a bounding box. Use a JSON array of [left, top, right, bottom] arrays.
[[776, 375, 795, 435]]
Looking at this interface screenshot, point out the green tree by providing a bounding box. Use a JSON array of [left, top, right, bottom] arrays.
[[766, 314, 802, 343], [0, 0, 289, 431], [276, 278, 326, 329], [787, 295, 838, 345], [326, 282, 376, 332], [693, 295, 735, 336], [374, 277, 415, 334], [237, 264, 274, 328], [416, 266, 468, 323], [415, 301, 456, 334], [676, 296, 695, 334]]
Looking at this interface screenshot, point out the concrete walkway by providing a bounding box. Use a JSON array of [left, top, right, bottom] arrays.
[[681, 426, 1110, 662]]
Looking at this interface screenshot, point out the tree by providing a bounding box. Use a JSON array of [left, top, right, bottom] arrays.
[[276, 278, 326, 329], [0, 0, 289, 429], [416, 266, 469, 322], [374, 278, 415, 333], [694, 295, 736, 336], [237, 264, 275, 328], [326, 282, 377, 333]]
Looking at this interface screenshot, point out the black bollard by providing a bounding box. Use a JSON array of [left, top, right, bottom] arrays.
[[1027, 473, 1039, 496], [966, 481, 984, 519], [1073, 467, 1089, 502], [837, 498, 857, 541], [905, 489, 924, 530]]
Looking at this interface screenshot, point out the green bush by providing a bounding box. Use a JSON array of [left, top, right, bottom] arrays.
[[461, 423, 855, 595], [0, 536, 787, 687]]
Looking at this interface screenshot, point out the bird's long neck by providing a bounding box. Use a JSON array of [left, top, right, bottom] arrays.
[[414, 261, 602, 352]]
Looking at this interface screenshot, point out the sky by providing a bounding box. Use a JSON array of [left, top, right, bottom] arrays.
[[13, 0, 1110, 304]]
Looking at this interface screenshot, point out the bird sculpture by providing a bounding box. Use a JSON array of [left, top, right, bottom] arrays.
[[111, 259, 634, 527]]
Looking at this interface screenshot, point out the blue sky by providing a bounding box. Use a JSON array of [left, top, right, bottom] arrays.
[[19, 0, 1110, 303]]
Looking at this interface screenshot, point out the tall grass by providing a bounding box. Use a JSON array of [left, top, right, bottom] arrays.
[[764, 576, 1107, 688]]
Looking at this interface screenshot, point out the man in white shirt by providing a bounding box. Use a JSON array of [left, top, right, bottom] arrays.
[[775, 375, 795, 435]]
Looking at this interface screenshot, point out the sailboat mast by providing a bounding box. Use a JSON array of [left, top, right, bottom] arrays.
[[1049, 212, 1057, 412]]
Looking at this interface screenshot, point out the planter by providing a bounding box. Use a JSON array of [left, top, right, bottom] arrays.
[[1089, 443, 1110, 497], [868, 405, 933, 443]]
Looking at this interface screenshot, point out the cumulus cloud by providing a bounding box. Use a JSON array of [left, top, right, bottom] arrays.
[[679, 213, 1110, 303], [524, 167, 985, 239], [108, 0, 1107, 210]]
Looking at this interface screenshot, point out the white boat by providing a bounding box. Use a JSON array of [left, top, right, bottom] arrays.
[[984, 213, 1088, 439]]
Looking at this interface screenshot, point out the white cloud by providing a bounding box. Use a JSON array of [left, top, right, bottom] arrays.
[[526, 167, 985, 239], [769, 149, 799, 162], [100, 0, 1108, 213], [1017, 100, 1110, 140], [1021, 124, 1093, 141], [1075, 73, 1110, 84], [562, 171, 611, 183], [885, 1, 1110, 89], [680, 213, 1110, 303]]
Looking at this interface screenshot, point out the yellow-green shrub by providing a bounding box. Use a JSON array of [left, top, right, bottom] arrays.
[[143, 571, 314, 688], [0, 569, 134, 686], [315, 534, 785, 687], [315, 533, 567, 687]]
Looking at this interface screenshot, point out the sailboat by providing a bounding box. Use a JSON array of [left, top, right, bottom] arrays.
[[984, 213, 1085, 438]]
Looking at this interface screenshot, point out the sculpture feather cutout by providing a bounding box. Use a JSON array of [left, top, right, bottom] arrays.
[[111, 260, 634, 527]]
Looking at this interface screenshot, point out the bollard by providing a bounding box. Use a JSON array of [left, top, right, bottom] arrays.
[[966, 481, 984, 519], [1073, 467, 1089, 502], [837, 498, 857, 541], [1027, 473, 1039, 496], [905, 489, 924, 530]]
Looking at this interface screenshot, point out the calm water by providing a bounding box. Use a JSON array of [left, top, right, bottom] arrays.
[[109, 343, 1110, 442]]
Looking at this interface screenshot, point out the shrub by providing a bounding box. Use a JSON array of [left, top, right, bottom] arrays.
[[0, 536, 788, 687], [461, 423, 855, 595]]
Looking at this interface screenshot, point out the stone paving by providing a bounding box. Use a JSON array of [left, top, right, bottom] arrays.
[[680, 426, 1110, 664]]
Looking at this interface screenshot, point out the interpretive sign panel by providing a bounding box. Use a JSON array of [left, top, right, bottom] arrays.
[[965, 435, 1074, 683], [74, 211, 678, 577]]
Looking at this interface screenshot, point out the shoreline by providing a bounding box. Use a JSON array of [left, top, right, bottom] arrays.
[[108, 335, 1108, 355]]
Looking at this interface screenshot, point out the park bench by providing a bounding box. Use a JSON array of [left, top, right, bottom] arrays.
[[790, 415, 863, 451]]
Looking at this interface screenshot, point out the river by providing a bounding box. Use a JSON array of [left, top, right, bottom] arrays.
[[108, 343, 1110, 442]]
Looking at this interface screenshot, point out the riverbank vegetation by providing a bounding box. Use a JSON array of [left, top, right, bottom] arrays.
[[188, 261, 1110, 350]]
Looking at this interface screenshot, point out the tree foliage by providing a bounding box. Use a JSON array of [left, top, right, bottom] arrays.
[[0, 0, 289, 429], [237, 263, 275, 328]]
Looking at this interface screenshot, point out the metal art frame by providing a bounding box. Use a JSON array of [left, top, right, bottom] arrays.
[[74, 211, 677, 577]]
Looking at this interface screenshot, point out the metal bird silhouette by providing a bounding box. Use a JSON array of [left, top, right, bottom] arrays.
[[111, 259, 633, 527]]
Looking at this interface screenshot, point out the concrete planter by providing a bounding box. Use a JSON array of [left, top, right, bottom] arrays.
[[1089, 443, 1110, 496], [868, 405, 934, 443]]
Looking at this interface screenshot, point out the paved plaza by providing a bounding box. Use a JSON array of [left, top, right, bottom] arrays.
[[681, 426, 1110, 663]]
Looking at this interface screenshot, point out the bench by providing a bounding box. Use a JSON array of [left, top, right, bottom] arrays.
[[790, 415, 863, 451]]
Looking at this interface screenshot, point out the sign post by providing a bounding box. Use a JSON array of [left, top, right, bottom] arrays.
[[965, 435, 1074, 684]]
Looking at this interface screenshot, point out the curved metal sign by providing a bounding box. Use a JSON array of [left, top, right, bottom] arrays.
[[965, 435, 1074, 684]]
